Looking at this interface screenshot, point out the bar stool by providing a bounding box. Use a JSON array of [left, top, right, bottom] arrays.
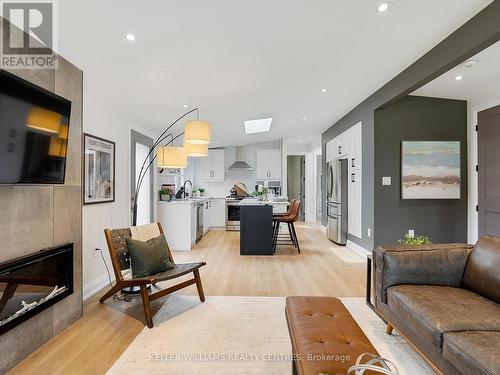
[[273, 200, 301, 254]]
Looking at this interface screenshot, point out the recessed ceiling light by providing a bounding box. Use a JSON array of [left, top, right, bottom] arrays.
[[244, 118, 272, 134], [291, 133, 296, 136], [378, 2, 390, 13], [183, 104, 189, 108], [303, 117, 308, 120], [455, 75, 463, 81], [298, 140, 302, 143], [462, 59, 478, 68], [321, 88, 328, 93], [124, 33, 136, 41]]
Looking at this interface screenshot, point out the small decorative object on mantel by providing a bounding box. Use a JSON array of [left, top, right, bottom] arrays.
[[83, 133, 115, 205], [398, 233, 432, 245], [401, 141, 460, 200]]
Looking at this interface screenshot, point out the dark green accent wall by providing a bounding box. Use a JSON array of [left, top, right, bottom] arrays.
[[321, 2, 500, 251], [374, 96, 467, 246]]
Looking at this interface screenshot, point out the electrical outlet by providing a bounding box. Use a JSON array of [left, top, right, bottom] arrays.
[[93, 247, 100, 258], [408, 230, 415, 238], [382, 177, 392, 186], [367, 228, 371, 237]]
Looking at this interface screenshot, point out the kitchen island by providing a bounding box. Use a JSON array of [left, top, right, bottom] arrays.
[[239, 198, 289, 256]]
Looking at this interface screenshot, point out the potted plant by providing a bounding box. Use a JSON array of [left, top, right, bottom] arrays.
[[252, 186, 269, 201], [398, 234, 432, 245], [199, 187, 205, 196], [159, 188, 172, 201]]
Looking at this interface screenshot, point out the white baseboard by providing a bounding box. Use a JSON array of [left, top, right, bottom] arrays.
[[83, 273, 113, 301], [346, 240, 371, 259]]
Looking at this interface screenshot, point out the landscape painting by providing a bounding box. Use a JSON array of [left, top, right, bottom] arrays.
[[401, 141, 460, 199]]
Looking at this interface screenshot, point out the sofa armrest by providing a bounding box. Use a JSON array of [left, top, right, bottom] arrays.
[[374, 243, 473, 304]]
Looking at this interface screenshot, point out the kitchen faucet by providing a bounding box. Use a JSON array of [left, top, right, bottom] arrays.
[[183, 180, 193, 199]]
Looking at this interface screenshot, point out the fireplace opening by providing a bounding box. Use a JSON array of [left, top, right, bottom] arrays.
[[0, 243, 73, 335]]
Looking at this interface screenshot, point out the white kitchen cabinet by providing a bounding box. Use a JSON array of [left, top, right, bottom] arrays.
[[158, 201, 197, 251], [256, 149, 281, 180], [203, 200, 211, 234], [348, 169, 362, 239], [201, 149, 225, 181], [209, 198, 226, 228]]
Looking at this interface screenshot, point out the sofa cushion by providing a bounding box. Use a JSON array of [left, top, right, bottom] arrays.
[[387, 285, 500, 350], [462, 236, 500, 304], [443, 331, 500, 375]]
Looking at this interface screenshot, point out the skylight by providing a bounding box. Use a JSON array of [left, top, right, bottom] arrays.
[[244, 118, 272, 134]]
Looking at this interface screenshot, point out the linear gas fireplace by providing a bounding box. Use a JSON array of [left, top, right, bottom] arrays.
[[0, 243, 73, 335]]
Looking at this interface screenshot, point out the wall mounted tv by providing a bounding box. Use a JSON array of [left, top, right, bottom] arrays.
[[0, 70, 71, 184]]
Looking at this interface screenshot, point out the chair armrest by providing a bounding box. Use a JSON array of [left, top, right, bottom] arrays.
[[374, 243, 473, 304]]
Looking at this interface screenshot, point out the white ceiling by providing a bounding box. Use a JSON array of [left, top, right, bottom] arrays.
[[57, 0, 491, 147], [413, 40, 500, 106]]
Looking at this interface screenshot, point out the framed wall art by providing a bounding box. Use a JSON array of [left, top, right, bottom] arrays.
[[83, 133, 115, 204], [401, 141, 460, 200]]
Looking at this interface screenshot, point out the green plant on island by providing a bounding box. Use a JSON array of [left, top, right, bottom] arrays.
[[159, 187, 172, 196], [398, 234, 432, 245]]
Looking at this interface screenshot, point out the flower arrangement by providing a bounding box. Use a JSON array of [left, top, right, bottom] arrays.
[[398, 234, 432, 245]]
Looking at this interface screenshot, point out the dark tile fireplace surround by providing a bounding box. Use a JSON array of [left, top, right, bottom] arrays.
[[0, 244, 73, 336]]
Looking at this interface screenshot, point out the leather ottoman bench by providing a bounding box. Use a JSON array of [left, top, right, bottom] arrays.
[[286, 296, 379, 375]]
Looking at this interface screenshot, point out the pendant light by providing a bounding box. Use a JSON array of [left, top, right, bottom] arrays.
[[184, 141, 208, 157], [184, 120, 211, 144], [156, 146, 187, 168]]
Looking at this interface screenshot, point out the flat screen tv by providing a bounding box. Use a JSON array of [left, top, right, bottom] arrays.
[[0, 70, 72, 184]]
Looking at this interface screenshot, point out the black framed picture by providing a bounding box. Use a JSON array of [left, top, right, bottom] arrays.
[[83, 133, 115, 205]]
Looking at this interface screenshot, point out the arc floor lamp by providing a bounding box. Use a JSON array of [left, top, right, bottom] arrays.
[[132, 108, 211, 226]]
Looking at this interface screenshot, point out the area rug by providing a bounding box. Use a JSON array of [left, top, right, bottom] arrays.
[[107, 296, 435, 375]]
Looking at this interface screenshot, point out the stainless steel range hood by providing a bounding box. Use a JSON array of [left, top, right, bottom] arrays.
[[228, 147, 253, 171]]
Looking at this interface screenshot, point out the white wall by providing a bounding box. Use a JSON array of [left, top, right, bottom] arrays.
[[82, 81, 158, 299]]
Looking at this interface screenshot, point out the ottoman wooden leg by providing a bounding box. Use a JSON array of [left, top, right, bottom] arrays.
[[386, 322, 394, 335]]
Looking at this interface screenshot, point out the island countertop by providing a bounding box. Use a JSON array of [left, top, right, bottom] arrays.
[[238, 197, 290, 206]]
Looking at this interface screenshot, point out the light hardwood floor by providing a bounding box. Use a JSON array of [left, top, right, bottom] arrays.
[[8, 222, 367, 375]]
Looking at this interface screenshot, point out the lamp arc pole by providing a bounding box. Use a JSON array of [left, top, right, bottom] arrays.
[[132, 108, 199, 226]]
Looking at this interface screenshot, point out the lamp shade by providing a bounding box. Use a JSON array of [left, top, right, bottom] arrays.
[[184, 120, 211, 144], [184, 141, 208, 157], [26, 108, 62, 134], [157, 146, 187, 168]]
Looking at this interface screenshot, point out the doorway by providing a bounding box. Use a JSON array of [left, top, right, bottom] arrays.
[[478, 104, 500, 237], [287, 155, 305, 221], [131, 130, 154, 225]]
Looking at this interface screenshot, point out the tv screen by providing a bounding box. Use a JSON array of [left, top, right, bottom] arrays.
[[0, 71, 71, 184]]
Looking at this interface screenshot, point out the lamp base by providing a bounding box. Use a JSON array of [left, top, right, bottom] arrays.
[[121, 285, 151, 295]]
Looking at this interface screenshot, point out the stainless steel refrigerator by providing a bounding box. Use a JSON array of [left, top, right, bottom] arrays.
[[326, 158, 348, 245]]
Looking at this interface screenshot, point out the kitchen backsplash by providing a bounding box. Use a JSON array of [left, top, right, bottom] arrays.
[[186, 140, 282, 198]]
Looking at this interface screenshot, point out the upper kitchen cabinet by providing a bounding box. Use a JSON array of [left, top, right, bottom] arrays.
[[256, 149, 281, 180], [201, 149, 226, 181]]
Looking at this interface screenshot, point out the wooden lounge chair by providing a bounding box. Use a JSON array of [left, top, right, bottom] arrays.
[[99, 222, 206, 328]]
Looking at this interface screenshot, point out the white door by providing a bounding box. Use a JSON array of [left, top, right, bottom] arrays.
[[131, 130, 154, 225], [268, 149, 282, 180], [348, 170, 362, 238], [256, 150, 269, 180]]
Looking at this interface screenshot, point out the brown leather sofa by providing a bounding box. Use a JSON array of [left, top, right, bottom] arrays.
[[374, 236, 500, 375]]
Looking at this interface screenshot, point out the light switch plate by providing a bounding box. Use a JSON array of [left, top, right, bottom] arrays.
[[408, 230, 415, 238], [382, 177, 392, 186]]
